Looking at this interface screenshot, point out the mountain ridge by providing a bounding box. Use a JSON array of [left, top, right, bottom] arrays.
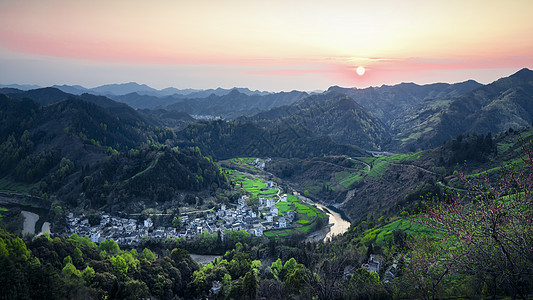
[[392, 68, 533, 150]]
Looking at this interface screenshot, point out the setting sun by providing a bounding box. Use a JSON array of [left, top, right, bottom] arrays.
[[356, 66, 366, 76]]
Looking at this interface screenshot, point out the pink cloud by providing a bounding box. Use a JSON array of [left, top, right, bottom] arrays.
[[1, 30, 209, 64]]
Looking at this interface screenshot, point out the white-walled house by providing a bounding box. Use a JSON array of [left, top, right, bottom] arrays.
[[270, 207, 278, 216], [252, 224, 264, 236], [144, 218, 153, 228], [266, 199, 275, 208]]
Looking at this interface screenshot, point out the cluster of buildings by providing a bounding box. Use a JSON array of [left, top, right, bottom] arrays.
[[182, 194, 294, 239], [66, 213, 180, 246], [191, 115, 223, 120], [65, 194, 295, 246], [344, 254, 398, 283], [247, 158, 271, 169]]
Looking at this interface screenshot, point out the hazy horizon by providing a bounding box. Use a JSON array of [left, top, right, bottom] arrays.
[[0, 67, 528, 94]]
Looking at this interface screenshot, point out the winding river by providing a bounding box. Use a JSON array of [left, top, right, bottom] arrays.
[[299, 196, 351, 242], [313, 202, 351, 240], [21, 210, 39, 235]]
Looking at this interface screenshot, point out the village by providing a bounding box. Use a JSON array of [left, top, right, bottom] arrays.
[[66, 188, 295, 246]]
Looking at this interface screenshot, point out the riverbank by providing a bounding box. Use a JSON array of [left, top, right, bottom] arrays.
[[21, 210, 39, 235], [299, 195, 351, 242], [315, 202, 351, 241]]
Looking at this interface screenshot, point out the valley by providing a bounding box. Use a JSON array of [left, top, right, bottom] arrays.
[[1, 0, 532, 297], [0, 69, 532, 299]]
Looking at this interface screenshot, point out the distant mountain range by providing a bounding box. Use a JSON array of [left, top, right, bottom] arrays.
[[0, 83, 42, 90], [327, 80, 483, 127], [2, 68, 532, 153], [164, 89, 308, 119], [0, 82, 273, 97], [244, 68, 533, 151]]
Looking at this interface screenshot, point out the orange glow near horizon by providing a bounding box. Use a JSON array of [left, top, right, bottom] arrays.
[[0, 0, 532, 91]]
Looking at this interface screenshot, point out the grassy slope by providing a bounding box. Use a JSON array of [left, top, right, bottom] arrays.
[[359, 218, 435, 245], [225, 169, 272, 199]]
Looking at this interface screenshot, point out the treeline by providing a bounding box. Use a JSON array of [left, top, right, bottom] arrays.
[[138, 229, 254, 256], [0, 227, 392, 300], [0, 230, 199, 299]]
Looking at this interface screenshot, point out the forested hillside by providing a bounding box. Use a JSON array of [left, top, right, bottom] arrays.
[[165, 89, 307, 119], [175, 119, 368, 160], [0, 93, 228, 217], [393, 68, 533, 150]]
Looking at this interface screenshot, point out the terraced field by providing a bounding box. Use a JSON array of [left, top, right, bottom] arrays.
[[359, 218, 435, 245], [225, 169, 276, 199]]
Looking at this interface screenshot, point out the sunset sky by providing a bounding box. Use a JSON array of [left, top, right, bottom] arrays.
[[1, 0, 532, 91]]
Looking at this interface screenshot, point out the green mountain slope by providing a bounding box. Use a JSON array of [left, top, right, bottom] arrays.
[[0, 93, 226, 213], [393, 68, 533, 150], [267, 125, 530, 223], [175, 119, 369, 160], [246, 93, 391, 150]]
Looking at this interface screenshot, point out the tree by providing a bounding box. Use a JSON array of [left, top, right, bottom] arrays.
[[81, 266, 95, 283], [270, 258, 282, 280], [62, 262, 81, 278], [413, 144, 533, 298], [99, 239, 119, 255], [284, 263, 310, 296], [122, 279, 149, 300], [172, 216, 182, 229], [0, 238, 8, 257], [72, 247, 84, 268], [344, 268, 390, 299], [141, 248, 156, 261], [227, 279, 243, 300], [110, 255, 128, 278], [221, 273, 232, 296], [250, 260, 261, 275], [191, 269, 209, 296], [396, 236, 453, 299], [120, 252, 140, 275], [303, 253, 353, 300], [7, 237, 31, 261], [242, 271, 258, 300]]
